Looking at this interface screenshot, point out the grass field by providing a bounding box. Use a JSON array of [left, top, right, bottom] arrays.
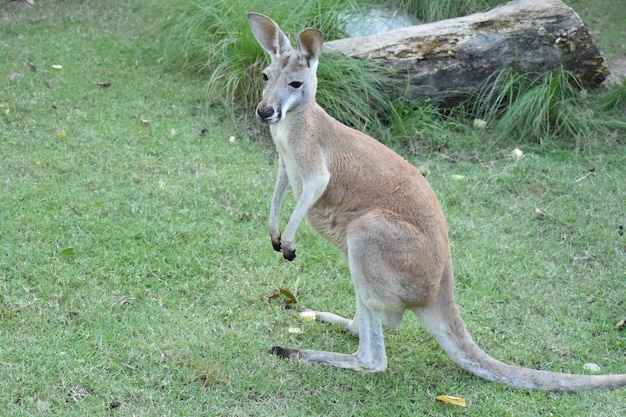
[[1, 0, 625, 416]]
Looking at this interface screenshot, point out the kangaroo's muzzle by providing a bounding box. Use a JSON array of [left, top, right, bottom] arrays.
[[256, 103, 281, 124]]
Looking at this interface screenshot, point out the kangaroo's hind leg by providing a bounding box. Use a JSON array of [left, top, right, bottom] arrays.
[[269, 212, 432, 372], [271, 294, 387, 372], [270, 216, 410, 371]]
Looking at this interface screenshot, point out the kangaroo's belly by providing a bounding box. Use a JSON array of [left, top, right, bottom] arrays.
[[305, 205, 354, 255]]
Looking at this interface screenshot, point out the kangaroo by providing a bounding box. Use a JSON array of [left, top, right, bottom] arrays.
[[247, 12, 626, 392]]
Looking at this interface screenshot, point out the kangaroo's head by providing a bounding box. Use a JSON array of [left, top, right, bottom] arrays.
[[248, 13, 323, 124]]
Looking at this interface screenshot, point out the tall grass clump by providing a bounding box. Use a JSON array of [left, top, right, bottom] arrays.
[[391, 0, 505, 22], [598, 79, 626, 112], [316, 53, 401, 136], [154, 0, 401, 137], [471, 66, 626, 143]]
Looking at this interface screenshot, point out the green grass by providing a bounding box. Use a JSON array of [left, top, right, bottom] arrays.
[[394, 0, 502, 22], [1, 0, 626, 416], [470, 66, 626, 143], [567, 0, 626, 63]]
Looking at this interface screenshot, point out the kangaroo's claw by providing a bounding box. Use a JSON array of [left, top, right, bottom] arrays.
[[283, 248, 296, 261], [269, 346, 301, 359], [271, 235, 282, 252]]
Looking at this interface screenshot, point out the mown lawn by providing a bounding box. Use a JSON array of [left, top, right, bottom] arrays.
[[1, 1, 625, 416]]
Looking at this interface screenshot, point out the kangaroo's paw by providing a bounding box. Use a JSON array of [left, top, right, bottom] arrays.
[[269, 346, 301, 360], [282, 247, 296, 261], [271, 234, 282, 252]]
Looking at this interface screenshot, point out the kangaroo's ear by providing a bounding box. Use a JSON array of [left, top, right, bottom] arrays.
[[297, 28, 323, 68], [248, 13, 292, 60]]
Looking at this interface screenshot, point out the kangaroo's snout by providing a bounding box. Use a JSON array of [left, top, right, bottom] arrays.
[[256, 103, 281, 124]]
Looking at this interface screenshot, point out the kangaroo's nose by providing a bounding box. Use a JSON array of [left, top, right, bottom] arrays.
[[256, 104, 280, 123]]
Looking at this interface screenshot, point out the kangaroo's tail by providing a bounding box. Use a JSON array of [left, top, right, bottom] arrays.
[[413, 264, 626, 392]]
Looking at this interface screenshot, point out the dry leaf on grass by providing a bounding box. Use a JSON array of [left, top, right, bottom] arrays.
[[436, 395, 466, 407], [268, 288, 298, 305], [57, 247, 74, 258]]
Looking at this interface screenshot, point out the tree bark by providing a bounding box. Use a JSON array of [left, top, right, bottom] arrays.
[[324, 0, 607, 104]]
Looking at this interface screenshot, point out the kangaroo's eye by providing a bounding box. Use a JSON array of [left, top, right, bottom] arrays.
[[289, 81, 303, 89], [262, 73, 269, 82]]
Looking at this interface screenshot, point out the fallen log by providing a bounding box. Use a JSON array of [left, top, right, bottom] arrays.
[[324, 0, 608, 103]]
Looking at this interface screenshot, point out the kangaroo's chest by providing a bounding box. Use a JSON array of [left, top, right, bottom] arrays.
[[271, 123, 304, 197], [271, 122, 352, 249]]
